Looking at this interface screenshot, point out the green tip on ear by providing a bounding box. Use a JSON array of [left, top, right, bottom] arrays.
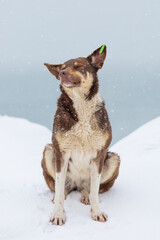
[[99, 44, 106, 54]]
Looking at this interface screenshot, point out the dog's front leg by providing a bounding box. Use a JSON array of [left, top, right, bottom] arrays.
[[50, 157, 69, 225], [90, 161, 108, 222]]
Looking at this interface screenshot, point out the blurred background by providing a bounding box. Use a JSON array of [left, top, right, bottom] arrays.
[[0, 0, 159, 144]]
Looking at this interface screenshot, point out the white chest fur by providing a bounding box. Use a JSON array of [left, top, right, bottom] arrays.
[[57, 93, 109, 184]]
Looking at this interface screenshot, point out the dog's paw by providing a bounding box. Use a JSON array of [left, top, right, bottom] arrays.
[[80, 195, 90, 205], [91, 211, 108, 222], [50, 210, 66, 226]]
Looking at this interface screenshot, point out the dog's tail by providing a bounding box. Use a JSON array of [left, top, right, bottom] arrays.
[[99, 152, 120, 193]]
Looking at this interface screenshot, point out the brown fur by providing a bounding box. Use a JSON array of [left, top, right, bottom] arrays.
[[41, 145, 55, 191], [99, 152, 120, 193], [95, 101, 112, 132], [42, 45, 120, 198], [52, 86, 79, 172], [85, 74, 99, 100], [53, 85, 78, 134], [44, 63, 62, 80], [92, 101, 112, 174], [51, 137, 63, 173]]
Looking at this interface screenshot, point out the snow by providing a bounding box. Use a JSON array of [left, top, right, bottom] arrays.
[[0, 116, 160, 240]]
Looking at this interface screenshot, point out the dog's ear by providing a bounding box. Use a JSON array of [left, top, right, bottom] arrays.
[[87, 45, 107, 71], [44, 63, 62, 80]]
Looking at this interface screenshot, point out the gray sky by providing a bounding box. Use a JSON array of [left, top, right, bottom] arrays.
[[0, 0, 160, 143]]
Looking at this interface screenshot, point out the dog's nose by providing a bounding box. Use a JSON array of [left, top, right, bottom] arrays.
[[60, 70, 67, 77]]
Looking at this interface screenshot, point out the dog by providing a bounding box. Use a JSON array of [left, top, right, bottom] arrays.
[[41, 45, 120, 225]]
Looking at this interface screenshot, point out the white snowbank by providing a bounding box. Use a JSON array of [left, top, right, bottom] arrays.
[[0, 116, 160, 240]]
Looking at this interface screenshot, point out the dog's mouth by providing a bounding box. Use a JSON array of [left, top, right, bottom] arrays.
[[59, 69, 73, 88], [59, 70, 81, 88], [60, 77, 74, 88]]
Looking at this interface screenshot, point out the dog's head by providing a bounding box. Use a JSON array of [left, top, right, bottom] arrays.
[[44, 45, 106, 98]]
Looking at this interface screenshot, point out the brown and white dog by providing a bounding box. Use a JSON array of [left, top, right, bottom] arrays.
[[41, 45, 120, 225]]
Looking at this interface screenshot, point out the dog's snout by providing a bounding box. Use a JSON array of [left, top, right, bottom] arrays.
[[60, 70, 67, 77]]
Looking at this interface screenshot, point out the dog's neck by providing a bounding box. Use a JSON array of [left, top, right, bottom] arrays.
[[59, 84, 103, 121]]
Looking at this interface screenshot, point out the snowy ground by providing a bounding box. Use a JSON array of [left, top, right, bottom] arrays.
[[0, 116, 160, 240]]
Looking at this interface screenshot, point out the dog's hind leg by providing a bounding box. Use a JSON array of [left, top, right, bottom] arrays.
[[99, 152, 120, 193], [41, 144, 56, 192]]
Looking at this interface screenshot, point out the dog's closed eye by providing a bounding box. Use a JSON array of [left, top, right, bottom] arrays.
[[74, 64, 84, 70]]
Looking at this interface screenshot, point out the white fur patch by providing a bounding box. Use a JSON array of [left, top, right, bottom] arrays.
[[57, 92, 109, 188]]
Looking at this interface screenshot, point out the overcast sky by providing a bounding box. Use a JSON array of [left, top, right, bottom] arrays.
[[0, 0, 159, 143]]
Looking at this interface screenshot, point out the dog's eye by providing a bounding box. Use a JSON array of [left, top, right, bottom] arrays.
[[74, 65, 83, 70]]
